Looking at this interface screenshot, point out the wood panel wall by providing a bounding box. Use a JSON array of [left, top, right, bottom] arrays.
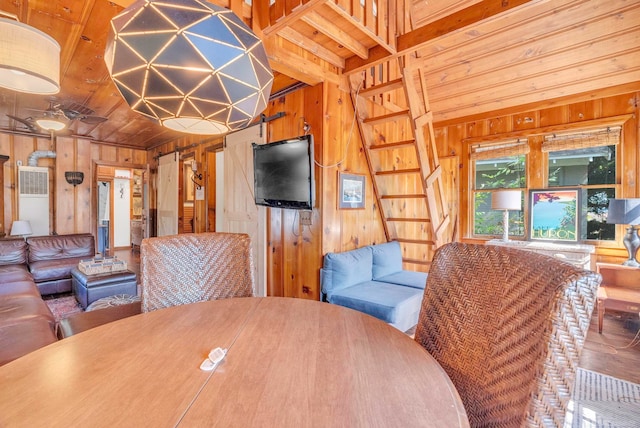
[[434, 90, 640, 264], [146, 83, 387, 300], [0, 133, 147, 239]]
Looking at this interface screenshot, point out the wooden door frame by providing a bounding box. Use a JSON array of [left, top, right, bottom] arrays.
[[92, 160, 147, 255], [204, 143, 223, 232]]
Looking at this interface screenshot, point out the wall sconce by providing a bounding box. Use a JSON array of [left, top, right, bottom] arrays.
[[191, 162, 202, 190], [65, 171, 84, 186]]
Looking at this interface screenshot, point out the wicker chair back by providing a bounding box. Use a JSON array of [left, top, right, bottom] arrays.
[[141, 232, 254, 312], [414, 242, 600, 427]]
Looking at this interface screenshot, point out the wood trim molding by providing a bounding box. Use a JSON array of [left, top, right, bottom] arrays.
[[461, 114, 634, 144]]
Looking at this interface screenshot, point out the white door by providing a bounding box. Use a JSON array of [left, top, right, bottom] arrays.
[[222, 125, 266, 297], [157, 153, 179, 236]]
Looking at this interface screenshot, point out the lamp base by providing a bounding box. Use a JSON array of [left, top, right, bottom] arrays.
[[501, 210, 510, 242], [621, 225, 640, 267]]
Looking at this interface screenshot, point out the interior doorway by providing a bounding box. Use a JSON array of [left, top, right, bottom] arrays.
[[97, 181, 110, 255], [95, 164, 148, 255]]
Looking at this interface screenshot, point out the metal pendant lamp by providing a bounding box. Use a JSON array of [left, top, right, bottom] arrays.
[[104, 0, 274, 135]]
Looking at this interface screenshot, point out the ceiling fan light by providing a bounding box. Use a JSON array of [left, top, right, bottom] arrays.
[[35, 118, 66, 131], [105, 0, 273, 136], [0, 17, 60, 94]]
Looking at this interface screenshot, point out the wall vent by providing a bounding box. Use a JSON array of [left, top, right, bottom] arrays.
[[19, 167, 49, 195], [18, 166, 50, 236]]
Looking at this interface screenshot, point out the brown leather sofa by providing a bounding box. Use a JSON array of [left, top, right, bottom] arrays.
[[0, 234, 96, 365], [0, 238, 57, 366], [27, 234, 95, 296]]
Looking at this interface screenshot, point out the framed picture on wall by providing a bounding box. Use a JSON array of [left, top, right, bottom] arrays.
[[338, 173, 365, 209], [528, 188, 580, 242]]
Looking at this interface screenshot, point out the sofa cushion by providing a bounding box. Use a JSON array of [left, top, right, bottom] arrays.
[[0, 265, 33, 283], [0, 295, 55, 326], [0, 281, 41, 298], [375, 270, 428, 290], [328, 280, 423, 326], [321, 246, 373, 297], [29, 257, 86, 283], [27, 234, 94, 263], [0, 318, 57, 366], [0, 238, 28, 266], [371, 241, 403, 279]]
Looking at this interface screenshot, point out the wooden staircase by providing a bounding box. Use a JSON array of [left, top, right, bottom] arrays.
[[349, 57, 450, 269]]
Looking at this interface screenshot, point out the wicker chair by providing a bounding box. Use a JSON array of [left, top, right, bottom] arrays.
[[414, 242, 601, 428], [140, 232, 255, 312]]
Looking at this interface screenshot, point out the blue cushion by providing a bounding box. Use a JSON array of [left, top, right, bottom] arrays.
[[321, 246, 373, 297], [371, 241, 403, 279], [328, 281, 423, 327], [376, 271, 428, 290]]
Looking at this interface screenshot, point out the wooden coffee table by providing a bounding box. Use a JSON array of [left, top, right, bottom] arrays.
[[0, 297, 469, 427]]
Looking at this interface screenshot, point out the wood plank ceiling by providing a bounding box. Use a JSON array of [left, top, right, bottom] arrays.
[[0, 0, 637, 149]]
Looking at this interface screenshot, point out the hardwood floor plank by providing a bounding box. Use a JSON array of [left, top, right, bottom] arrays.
[[579, 311, 640, 384]]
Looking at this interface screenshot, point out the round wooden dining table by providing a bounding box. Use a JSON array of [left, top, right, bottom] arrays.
[[0, 297, 469, 427]]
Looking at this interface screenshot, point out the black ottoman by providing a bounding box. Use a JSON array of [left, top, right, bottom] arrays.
[[71, 268, 137, 309]]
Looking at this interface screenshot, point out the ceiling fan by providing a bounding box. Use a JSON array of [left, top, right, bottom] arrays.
[[7, 100, 108, 133]]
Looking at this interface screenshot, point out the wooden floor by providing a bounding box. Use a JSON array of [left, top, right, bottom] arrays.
[[579, 310, 640, 384], [113, 247, 640, 384]]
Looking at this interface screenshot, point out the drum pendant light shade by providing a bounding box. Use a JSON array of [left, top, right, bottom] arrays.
[[104, 0, 273, 135], [0, 18, 60, 94]]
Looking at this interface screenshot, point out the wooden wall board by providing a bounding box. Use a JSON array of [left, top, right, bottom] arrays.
[[438, 90, 638, 264], [0, 132, 146, 237]]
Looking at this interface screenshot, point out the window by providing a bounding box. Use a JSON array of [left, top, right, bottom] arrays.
[[470, 126, 620, 242], [471, 140, 527, 238], [543, 127, 620, 241]]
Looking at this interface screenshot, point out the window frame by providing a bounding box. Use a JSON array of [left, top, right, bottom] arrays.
[[469, 126, 622, 243]]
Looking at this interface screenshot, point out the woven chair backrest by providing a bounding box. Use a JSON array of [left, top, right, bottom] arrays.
[[140, 232, 255, 312], [414, 242, 600, 427]]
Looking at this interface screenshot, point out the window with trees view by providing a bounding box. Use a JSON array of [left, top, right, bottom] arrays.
[[543, 127, 619, 241], [472, 140, 527, 238], [471, 127, 620, 241]]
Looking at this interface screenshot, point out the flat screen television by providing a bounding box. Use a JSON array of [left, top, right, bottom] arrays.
[[253, 135, 315, 210]]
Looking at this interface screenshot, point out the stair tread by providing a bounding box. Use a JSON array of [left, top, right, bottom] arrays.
[[363, 110, 410, 126], [375, 168, 420, 176], [358, 78, 404, 98], [380, 194, 425, 199], [385, 217, 430, 222], [370, 139, 415, 151]]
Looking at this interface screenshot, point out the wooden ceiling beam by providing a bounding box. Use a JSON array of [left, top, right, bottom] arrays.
[[264, 37, 326, 87], [300, 10, 369, 60], [344, 0, 534, 74]]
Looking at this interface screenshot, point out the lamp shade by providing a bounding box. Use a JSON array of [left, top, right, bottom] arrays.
[[104, 0, 273, 135], [492, 190, 522, 211], [0, 17, 60, 94], [10, 220, 32, 236], [607, 198, 640, 225]]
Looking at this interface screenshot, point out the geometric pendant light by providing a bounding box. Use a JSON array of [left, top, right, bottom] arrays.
[[0, 16, 60, 94], [104, 0, 273, 135]]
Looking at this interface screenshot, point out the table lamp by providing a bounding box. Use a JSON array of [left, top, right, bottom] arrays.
[[607, 198, 640, 267], [10, 220, 32, 240], [492, 190, 522, 241]]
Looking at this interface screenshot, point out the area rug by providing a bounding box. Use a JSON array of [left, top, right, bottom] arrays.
[[44, 295, 83, 321], [565, 367, 640, 428]]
